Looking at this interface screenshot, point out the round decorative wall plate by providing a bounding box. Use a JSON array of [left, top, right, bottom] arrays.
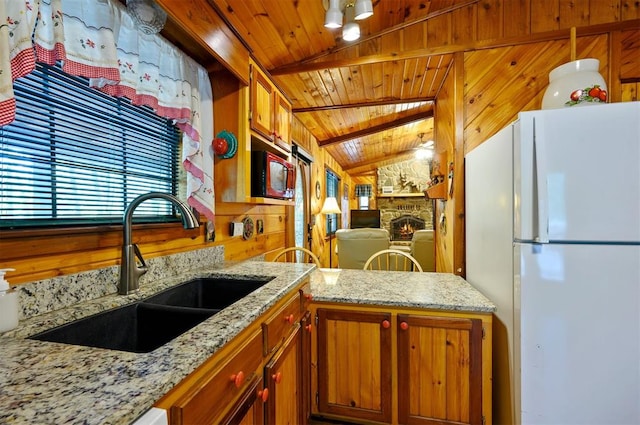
[[315, 181, 321, 199], [242, 217, 254, 240]]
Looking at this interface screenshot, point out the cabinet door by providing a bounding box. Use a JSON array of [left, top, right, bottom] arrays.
[[316, 309, 392, 423], [220, 375, 266, 425], [274, 92, 291, 152], [397, 315, 483, 425], [264, 324, 302, 425], [250, 65, 274, 140]]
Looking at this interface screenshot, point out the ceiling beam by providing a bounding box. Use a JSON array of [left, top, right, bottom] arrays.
[[293, 98, 434, 113], [318, 112, 433, 147], [271, 19, 640, 76], [344, 150, 418, 172]]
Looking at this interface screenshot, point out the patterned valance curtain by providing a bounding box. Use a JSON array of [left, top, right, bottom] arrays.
[[355, 184, 373, 197], [0, 0, 214, 221]]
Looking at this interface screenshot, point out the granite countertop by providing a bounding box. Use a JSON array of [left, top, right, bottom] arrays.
[[0, 260, 315, 425], [0, 261, 495, 425], [310, 268, 496, 313]]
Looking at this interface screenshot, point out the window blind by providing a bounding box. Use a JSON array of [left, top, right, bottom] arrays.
[[355, 184, 372, 197], [0, 63, 181, 229]]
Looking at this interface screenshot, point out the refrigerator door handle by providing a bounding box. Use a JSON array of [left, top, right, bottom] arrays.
[[532, 117, 549, 243]]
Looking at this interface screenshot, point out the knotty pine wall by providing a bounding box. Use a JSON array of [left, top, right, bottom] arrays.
[[432, 27, 639, 277]]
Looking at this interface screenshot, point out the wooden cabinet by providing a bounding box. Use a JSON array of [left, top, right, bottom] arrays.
[[312, 305, 492, 425], [156, 279, 311, 424], [167, 329, 264, 424], [220, 375, 266, 425], [264, 323, 302, 424], [316, 309, 393, 423], [250, 65, 275, 141], [274, 92, 292, 152], [212, 64, 294, 205], [262, 294, 311, 424], [250, 62, 292, 153], [397, 314, 484, 425]]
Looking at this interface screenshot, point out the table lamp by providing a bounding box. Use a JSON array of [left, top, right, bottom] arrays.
[[321, 196, 342, 268]]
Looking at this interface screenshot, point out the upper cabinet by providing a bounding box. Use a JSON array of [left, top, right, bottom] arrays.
[[250, 61, 292, 154], [250, 65, 275, 140], [274, 92, 292, 153]]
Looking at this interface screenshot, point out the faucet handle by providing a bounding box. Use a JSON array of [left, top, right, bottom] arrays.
[[132, 244, 149, 274]]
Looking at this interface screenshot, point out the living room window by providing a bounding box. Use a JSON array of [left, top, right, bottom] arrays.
[[325, 168, 340, 235], [0, 63, 181, 229]]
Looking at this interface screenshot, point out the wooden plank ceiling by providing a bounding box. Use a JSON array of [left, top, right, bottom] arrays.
[[209, 0, 463, 175]]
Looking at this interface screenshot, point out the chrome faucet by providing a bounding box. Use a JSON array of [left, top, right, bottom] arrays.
[[119, 192, 200, 295]]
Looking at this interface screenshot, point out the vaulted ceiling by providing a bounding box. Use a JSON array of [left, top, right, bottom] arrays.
[[208, 0, 464, 175]]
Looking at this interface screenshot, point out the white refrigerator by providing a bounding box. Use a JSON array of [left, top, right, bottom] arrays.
[[465, 101, 640, 425]]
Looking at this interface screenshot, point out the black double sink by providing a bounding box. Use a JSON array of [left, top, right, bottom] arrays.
[[29, 277, 273, 353]]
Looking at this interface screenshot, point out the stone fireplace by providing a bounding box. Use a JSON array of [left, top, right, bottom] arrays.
[[375, 158, 434, 242], [390, 214, 426, 241], [377, 196, 433, 242]]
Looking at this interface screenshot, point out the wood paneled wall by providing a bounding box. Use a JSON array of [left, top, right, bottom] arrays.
[[433, 27, 639, 276]]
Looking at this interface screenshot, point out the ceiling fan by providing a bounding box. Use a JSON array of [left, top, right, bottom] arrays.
[[414, 133, 434, 159]]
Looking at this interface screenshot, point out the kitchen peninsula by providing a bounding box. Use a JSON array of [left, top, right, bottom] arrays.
[[0, 250, 494, 424]]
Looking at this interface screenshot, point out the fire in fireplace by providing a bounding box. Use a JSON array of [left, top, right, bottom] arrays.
[[390, 215, 426, 241]]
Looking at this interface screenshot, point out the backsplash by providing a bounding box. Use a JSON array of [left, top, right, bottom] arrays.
[[17, 246, 225, 320]]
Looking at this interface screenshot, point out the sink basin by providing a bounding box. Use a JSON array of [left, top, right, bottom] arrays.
[[29, 303, 216, 353], [29, 277, 273, 353], [142, 277, 273, 309]]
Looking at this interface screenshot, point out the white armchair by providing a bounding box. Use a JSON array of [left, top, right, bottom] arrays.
[[410, 229, 435, 272], [336, 228, 390, 269]]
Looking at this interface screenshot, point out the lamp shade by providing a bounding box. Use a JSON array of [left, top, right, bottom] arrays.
[[342, 4, 360, 41], [324, 0, 343, 28], [354, 0, 373, 20], [321, 196, 342, 214]]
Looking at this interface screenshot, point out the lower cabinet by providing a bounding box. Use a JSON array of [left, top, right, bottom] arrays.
[[155, 280, 310, 425], [264, 323, 302, 424], [313, 305, 492, 425], [316, 309, 393, 423], [220, 375, 266, 425]]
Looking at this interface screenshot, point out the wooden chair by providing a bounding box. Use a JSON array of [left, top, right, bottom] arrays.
[[363, 249, 423, 272], [272, 246, 322, 268]]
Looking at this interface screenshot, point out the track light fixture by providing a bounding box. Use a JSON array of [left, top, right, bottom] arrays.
[[323, 0, 373, 41]]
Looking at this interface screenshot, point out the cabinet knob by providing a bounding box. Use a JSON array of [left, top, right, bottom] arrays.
[[381, 320, 390, 329], [230, 371, 245, 388], [304, 293, 313, 301], [400, 321, 409, 330], [258, 388, 269, 402], [272, 372, 282, 384], [305, 324, 312, 332], [284, 313, 295, 324]]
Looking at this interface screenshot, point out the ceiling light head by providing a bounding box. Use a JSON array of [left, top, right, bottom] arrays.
[[324, 0, 343, 28], [354, 0, 373, 20], [342, 4, 360, 41], [342, 21, 360, 41]]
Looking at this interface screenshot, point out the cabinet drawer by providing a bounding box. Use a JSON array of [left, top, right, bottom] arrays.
[[170, 329, 263, 425], [262, 292, 300, 356]]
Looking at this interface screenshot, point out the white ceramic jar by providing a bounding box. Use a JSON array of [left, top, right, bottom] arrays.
[[541, 59, 607, 110]]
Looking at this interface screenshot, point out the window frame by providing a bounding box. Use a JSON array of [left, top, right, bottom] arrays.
[[0, 62, 183, 230]]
